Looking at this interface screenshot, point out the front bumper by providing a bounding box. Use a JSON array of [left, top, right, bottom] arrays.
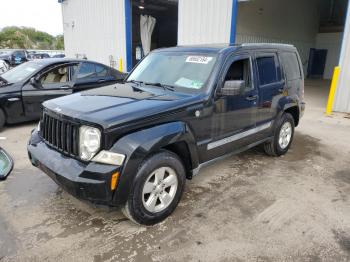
[[27, 130, 121, 206]]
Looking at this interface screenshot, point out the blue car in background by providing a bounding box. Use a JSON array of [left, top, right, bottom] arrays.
[[0, 49, 28, 67]]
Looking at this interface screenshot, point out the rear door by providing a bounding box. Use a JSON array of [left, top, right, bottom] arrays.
[[73, 62, 116, 92], [254, 52, 284, 125], [22, 63, 77, 118]]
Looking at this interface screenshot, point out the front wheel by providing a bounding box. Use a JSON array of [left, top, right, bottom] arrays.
[[122, 150, 186, 225], [264, 113, 295, 156]]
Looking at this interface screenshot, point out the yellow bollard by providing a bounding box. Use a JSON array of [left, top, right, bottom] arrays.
[[326, 66, 340, 116], [119, 58, 123, 72]]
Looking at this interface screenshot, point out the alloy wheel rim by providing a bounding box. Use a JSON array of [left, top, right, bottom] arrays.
[[142, 167, 178, 213], [279, 122, 292, 149]]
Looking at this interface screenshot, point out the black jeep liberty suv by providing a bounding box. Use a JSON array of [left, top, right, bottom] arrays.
[[28, 44, 305, 225]]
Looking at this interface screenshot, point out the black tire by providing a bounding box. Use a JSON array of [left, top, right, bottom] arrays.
[[0, 108, 5, 130], [122, 150, 186, 225], [264, 113, 295, 157]]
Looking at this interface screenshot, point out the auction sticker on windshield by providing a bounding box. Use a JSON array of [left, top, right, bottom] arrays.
[[186, 56, 213, 64]]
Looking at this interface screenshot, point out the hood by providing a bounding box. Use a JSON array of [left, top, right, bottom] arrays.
[[43, 83, 201, 129], [0, 54, 10, 60]]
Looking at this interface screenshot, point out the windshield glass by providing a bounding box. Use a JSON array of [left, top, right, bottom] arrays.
[[127, 52, 217, 92], [1, 61, 44, 83]]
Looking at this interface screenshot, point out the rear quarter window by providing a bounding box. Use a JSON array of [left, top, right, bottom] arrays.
[[280, 52, 301, 80]]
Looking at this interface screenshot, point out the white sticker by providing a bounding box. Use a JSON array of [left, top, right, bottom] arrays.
[[175, 77, 203, 89], [25, 67, 37, 72], [186, 56, 213, 64]]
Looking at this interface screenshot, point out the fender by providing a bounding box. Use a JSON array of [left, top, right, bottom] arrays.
[[275, 94, 300, 125], [109, 121, 198, 205]]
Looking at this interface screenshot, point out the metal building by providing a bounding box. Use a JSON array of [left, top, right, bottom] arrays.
[[60, 0, 350, 113]]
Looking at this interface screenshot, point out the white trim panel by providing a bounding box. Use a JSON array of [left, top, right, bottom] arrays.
[[207, 121, 272, 150]]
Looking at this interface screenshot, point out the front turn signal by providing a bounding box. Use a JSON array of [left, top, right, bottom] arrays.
[[111, 172, 120, 191]]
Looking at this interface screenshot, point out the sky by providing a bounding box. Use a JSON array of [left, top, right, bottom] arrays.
[[0, 0, 63, 36]]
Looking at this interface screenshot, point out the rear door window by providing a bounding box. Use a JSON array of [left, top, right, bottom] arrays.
[[95, 64, 109, 77], [280, 52, 301, 80], [256, 56, 279, 85], [77, 62, 96, 79]]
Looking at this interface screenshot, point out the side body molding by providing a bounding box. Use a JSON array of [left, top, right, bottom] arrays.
[[109, 121, 198, 205]]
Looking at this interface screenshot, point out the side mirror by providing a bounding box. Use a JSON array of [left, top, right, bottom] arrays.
[[0, 148, 14, 180], [30, 77, 41, 88], [219, 80, 245, 96]]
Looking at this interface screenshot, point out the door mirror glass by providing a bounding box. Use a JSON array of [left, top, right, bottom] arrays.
[[220, 80, 245, 96], [0, 148, 13, 180]]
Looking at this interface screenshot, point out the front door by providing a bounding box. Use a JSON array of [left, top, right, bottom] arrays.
[[22, 64, 77, 119], [205, 54, 258, 161]]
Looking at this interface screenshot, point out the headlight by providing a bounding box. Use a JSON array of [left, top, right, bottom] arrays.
[[79, 126, 101, 161], [37, 121, 41, 132], [92, 151, 125, 166]]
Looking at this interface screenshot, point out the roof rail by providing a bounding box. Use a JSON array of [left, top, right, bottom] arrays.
[[240, 43, 294, 47]]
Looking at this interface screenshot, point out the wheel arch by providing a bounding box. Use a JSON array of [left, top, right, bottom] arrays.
[[109, 121, 198, 205], [284, 105, 299, 127], [277, 96, 300, 127]]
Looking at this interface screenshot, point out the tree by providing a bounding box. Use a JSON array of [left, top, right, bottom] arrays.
[[0, 26, 64, 50]]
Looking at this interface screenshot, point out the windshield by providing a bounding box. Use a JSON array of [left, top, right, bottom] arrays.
[[127, 52, 217, 92], [1, 61, 44, 83]]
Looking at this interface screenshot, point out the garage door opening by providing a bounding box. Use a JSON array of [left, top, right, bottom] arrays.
[[307, 0, 347, 79], [131, 0, 178, 67], [236, 0, 348, 80]]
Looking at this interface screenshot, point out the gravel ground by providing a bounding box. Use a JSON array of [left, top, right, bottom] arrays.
[[0, 80, 350, 262]]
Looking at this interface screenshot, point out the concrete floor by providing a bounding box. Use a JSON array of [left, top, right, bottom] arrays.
[[1, 80, 350, 262]]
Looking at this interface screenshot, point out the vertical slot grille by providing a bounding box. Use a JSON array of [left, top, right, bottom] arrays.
[[41, 113, 79, 157]]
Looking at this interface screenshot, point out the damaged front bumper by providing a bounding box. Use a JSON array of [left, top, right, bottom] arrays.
[[27, 129, 121, 206]]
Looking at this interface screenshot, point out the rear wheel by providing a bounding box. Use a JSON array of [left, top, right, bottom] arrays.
[[0, 109, 5, 130], [122, 150, 186, 225], [264, 113, 295, 156]]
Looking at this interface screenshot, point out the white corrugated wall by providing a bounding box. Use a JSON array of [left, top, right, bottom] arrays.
[[61, 0, 127, 71], [178, 0, 233, 45], [334, 2, 350, 113], [236, 0, 319, 75]]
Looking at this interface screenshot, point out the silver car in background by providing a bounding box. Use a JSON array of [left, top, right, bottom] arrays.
[[0, 59, 9, 74]]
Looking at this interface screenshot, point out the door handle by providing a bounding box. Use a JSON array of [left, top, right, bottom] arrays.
[[98, 79, 107, 83], [60, 85, 71, 90], [245, 95, 258, 101]]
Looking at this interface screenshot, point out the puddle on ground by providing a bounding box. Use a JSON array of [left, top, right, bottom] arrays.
[[332, 229, 350, 255], [335, 170, 350, 184], [284, 132, 333, 162]]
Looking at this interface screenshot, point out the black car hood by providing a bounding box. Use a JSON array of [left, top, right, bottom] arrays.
[[0, 82, 21, 93], [44, 83, 201, 129]]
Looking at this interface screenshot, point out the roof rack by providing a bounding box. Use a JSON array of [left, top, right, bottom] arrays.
[[240, 43, 294, 47]]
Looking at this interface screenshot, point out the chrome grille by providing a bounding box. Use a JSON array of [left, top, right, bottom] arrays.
[[41, 112, 79, 157]]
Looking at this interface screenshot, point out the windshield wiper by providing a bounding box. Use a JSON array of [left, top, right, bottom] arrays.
[[125, 80, 144, 85], [144, 82, 175, 92]]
